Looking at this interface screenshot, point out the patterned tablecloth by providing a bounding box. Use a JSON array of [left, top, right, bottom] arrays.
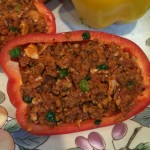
[[0, 1, 150, 150]]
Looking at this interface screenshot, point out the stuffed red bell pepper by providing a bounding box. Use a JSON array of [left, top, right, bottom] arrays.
[[0, 31, 150, 135], [0, 0, 56, 51]]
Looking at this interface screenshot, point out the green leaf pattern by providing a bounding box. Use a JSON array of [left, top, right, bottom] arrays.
[[4, 119, 21, 133], [132, 107, 150, 127], [135, 143, 150, 150]]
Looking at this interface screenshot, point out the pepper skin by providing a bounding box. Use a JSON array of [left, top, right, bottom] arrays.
[[72, 0, 150, 28], [34, 0, 56, 33], [0, 31, 150, 135]]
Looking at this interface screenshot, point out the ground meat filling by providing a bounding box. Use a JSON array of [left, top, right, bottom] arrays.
[[18, 40, 144, 127], [0, 0, 48, 50]]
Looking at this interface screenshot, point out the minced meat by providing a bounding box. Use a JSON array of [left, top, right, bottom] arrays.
[[18, 40, 144, 127], [0, 0, 48, 50]]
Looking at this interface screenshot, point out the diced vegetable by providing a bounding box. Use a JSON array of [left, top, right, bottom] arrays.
[[79, 78, 89, 92], [94, 119, 101, 125], [9, 26, 18, 32], [85, 75, 91, 81], [23, 95, 33, 104], [97, 64, 109, 70], [82, 31, 90, 40], [58, 68, 69, 78], [126, 80, 135, 87], [46, 111, 56, 123], [9, 47, 21, 59], [15, 4, 22, 12]]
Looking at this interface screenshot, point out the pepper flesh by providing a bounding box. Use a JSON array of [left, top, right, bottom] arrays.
[[72, 0, 150, 28], [0, 31, 150, 135]]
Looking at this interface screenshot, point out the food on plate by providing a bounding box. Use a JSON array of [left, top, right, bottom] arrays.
[[0, 0, 56, 51], [0, 31, 150, 135], [72, 0, 150, 28]]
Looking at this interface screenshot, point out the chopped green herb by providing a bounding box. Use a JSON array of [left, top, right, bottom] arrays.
[[9, 26, 18, 32], [97, 64, 109, 70], [58, 68, 69, 78], [126, 80, 135, 87], [79, 79, 89, 92], [9, 47, 21, 59], [15, 4, 21, 12], [46, 111, 56, 123], [85, 75, 91, 81], [23, 95, 33, 104], [94, 119, 101, 125], [79, 75, 91, 92], [82, 31, 90, 40]]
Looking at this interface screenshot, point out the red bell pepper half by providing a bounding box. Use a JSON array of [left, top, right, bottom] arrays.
[[34, 0, 56, 33], [0, 31, 150, 135]]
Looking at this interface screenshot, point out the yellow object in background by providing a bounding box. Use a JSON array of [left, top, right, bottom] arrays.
[[72, 0, 150, 28]]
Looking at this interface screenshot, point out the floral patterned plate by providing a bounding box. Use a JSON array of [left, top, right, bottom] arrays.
[[0, 1, 150, 150]]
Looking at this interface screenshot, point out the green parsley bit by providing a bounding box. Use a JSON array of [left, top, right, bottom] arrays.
[[9, 47, 21, 59], [126, 80, 135, 87], [79, 79, 89, 92], [85, 75, 91, 81], [9, 26, 18, 32], [94, 119, 101, 125], [82, 31, 91, 40], [97, 64, 109, 70], [23, 95, 33, 104], [15, 4, 21, 12], [58, 68, 69, 78], [46, 111, 56, 123]]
